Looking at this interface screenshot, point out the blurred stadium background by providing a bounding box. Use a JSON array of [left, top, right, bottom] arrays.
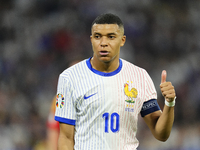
[[0, 0, 200, 149]]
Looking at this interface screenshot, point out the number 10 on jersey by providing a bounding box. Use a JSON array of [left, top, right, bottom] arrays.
[[102, 112, 120, 133]]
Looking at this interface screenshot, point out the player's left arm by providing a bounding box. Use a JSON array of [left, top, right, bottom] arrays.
[[143, 70, 176, 142]]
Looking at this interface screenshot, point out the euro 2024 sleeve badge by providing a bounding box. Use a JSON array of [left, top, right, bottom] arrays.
[[56, 94, 65, 108]]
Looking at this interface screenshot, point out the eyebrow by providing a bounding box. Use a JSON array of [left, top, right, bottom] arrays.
[[94, 32, 117, 35]]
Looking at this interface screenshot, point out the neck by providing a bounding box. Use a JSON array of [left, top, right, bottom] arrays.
[[90, 57, 119, 73]]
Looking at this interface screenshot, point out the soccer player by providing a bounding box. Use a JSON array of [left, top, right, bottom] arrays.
[[55, 13, 176, 150]]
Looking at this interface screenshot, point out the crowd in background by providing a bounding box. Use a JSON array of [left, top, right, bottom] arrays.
[[0, 0, 200, 149]]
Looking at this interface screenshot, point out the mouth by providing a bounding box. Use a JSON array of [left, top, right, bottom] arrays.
[[99, 51, 109, 56]]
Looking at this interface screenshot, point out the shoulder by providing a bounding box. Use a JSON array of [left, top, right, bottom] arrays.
[[60, 59, 87, 78], [121, 59, 148, 75], [121, 59, 153, 82]]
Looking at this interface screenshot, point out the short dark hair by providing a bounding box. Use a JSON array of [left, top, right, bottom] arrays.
[[91, 13, 124, 29]]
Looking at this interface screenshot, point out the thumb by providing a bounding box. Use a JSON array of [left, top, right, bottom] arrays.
[[161, 70, 167, 83]]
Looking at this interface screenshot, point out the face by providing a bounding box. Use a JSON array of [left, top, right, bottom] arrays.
[[90, 24, 126, 64]]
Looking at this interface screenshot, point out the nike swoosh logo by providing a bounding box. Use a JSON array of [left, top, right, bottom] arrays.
[[84, 93, 97, 99]]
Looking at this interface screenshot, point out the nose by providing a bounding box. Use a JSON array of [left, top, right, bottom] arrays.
[[100, 37, 108, 47]]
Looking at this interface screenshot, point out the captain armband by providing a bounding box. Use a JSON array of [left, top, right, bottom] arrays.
[[140, 99, 161, 117]]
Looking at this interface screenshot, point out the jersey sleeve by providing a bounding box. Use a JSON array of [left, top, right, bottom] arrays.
[[54, 74, 76, 125], [144, 71, 157, 101], [140, 71, 161, 117]]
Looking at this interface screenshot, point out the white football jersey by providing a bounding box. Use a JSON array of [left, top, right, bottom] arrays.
[[55, 58, 160, 150]]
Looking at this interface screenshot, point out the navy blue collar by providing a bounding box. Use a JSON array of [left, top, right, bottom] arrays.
[[86, 57, 122, 77]]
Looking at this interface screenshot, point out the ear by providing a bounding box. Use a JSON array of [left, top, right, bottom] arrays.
[[90, 35, 93, 43], [120, 35, 126, 47]]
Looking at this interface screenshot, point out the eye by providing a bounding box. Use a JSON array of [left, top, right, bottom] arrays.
[[109, 35, 115, 39], [94, 35, 101, 39]]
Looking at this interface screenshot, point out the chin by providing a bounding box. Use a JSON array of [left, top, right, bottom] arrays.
[[98, 57, 112, 63]]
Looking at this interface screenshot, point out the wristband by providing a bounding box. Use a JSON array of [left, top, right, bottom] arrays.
[[165, 97, 176, 107]]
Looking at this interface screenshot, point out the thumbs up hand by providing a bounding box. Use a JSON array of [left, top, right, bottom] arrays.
[[160, 70, 176, 103]]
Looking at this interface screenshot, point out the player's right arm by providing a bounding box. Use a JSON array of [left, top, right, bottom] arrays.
[[55, 74, 77, 149], [58, 123, 75, 150]]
